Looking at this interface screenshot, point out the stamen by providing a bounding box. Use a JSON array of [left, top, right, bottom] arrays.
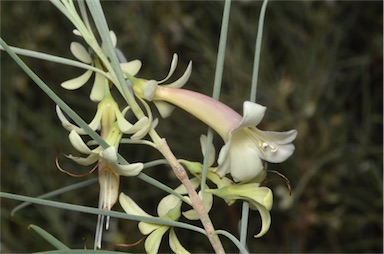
[[270, 146, 278, 153], [261, 142, 268, 149], [56, 153, 98, 177], [260, 142, 278, 153]]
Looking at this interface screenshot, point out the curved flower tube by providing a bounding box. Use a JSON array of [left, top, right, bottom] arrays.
[[138, 84, 297, 182]]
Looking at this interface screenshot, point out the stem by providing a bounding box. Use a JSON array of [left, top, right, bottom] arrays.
[[240, 0, 269, 247], [240, 201, 250, 252], [157, 138, 225, 254]]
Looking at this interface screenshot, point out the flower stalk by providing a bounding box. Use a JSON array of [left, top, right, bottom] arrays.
[[156, 138, 225, 254]]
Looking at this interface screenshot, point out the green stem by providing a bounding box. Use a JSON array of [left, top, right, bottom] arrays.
[[240, 0, 269, 249], [201, 0, 232, 196]]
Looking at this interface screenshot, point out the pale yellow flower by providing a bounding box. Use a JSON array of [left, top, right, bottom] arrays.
[[61, 31, 142, 101], [208, 183, 273, 238], [119, 192, 190, 254]]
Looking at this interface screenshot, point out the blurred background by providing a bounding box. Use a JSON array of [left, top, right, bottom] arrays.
[[1, 1, 382, 253]]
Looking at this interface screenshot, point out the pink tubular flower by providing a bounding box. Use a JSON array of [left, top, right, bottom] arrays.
[[148, 85, 297, 182]]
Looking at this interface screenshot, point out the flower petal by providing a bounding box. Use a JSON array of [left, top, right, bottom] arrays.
[[228, 131, 264, 182], [70, 42, 92, 63], [100, 147, 144, 176], [86, 109, 103, 132], [72, 29, 82, 36], [157, 194, 182, 219], [163, 61, 192, 89], [206, 171, 234, 189], [259, 143, 296, 163], [61, 70, 93, 90], [216, 141, 231, 177], [56, 105, 82, 132], [257, 129, 298, 145], [130, 117, 151, 140], [56, 105, 101, 134], [154, 101, 175, 118], [236, 101, 266, 129], [143, 80, 158, 101], [119, 192, 152, 218], [253, 201, 271, 238], [200, 135, 216, 167], [241, 186, 273, 211], [66, 153, 99, 166], [115, 110, 134, 133], [144, 226, 168, 254], [259, 187, 273, 211], [253, 129, 297, 163], [90, 72, 106, 102], [69, 130, 93, 154], [139, 222, 161, 235], [169, 228, 191, 254], [121, 60, 142, 76], [99, 166, 119, 210], [120, 193, 159, 235], [112, 161, 145, 178], [159, 53, 178, 83]]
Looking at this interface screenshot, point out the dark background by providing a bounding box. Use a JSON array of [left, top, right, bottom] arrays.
[[1, 1, 382, 253]]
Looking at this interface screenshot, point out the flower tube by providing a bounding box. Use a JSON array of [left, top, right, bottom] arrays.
[[138, 83, 297, 182]]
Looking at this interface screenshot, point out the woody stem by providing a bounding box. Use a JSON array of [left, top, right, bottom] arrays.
[[157, 138, 225, 254]]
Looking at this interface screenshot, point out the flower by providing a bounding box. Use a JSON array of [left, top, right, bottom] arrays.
[[132, 53, 192, 118], [119, 191, 190, 254], [56, 94, 151, 139], [207, 182, 273, 238], [179, 134, 234, 189], [181, 135, 272, 237], [56, 94, 145, 249], [119, 177, 211, 253], [61, 30, 142, 101], [136, 84, 297, 182]]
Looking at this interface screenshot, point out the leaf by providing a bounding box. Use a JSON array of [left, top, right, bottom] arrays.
[[29, 224, 70, 250]]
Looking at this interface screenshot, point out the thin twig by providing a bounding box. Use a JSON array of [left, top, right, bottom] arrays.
[[157, 138, 225, 254]]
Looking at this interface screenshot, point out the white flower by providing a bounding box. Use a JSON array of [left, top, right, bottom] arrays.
[[140, 86, 297, 182], [216, 101, 297, 182]]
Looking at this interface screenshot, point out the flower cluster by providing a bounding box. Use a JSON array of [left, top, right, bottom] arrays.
[[56, 31, 153, 249], [56, 21, 296, 252]]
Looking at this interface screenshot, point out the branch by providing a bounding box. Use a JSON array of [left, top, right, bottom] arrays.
[[157, 138, 225, 254]]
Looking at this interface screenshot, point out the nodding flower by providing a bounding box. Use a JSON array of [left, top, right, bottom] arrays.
[[135, 80, 297, 182]]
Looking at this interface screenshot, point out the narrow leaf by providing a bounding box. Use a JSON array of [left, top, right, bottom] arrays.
[[29, 224, 70, 250]]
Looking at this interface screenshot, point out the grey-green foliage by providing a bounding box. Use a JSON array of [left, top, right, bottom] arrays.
[[1, 1, 382, 253]]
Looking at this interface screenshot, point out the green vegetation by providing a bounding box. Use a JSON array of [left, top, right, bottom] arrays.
[[1, 1, 382, 253]]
